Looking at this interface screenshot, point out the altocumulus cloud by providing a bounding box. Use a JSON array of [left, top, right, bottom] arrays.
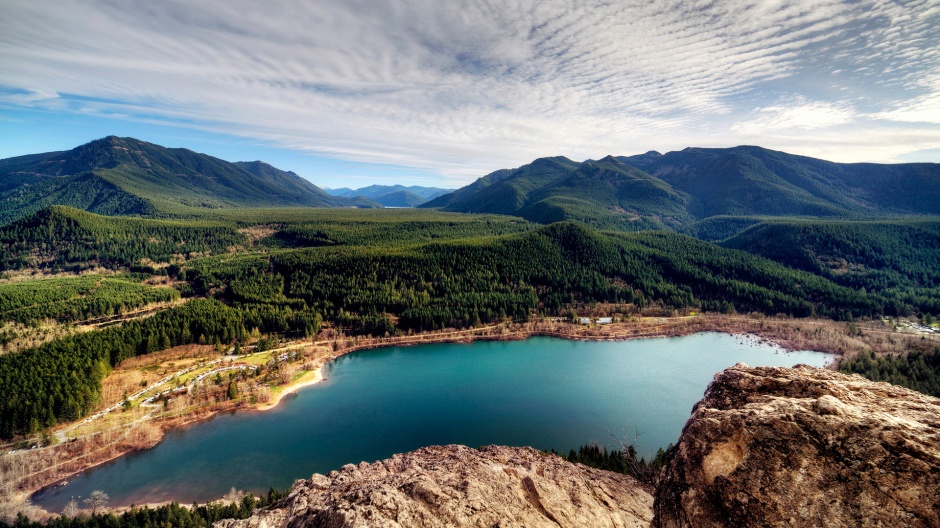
[[1, 0, 939, 183]]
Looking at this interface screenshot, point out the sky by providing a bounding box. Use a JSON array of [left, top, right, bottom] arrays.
[[2, 0, 939, 188]]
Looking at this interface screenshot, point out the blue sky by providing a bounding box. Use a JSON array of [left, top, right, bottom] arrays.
[[2, 0, 939, 188]]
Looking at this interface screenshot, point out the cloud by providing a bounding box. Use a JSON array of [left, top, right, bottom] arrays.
[[732, 97, 858, 135], [1, 0, 939, 183]]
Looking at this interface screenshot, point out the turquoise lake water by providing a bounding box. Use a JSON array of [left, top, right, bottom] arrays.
[[34, 333, 831, 510]]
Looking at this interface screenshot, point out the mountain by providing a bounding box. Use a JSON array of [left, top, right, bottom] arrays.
[[422, 155, 693, 230], [620, 145, 940, 218], [371, 190, 427, 207], [0, 136, 378, 224], [424, 146, 940, 230], [325, 184, 455, 206]]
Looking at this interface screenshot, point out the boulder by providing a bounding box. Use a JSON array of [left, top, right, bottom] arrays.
[[653, 363, 940, 528]]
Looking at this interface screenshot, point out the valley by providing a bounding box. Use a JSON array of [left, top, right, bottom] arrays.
[[0, 137, 937, 525]]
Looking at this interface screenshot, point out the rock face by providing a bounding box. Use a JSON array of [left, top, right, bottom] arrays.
[[217, 444, 653, 528], [653, 363, 940, 528]]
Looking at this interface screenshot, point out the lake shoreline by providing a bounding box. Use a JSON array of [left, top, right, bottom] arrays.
[[14, 312, 913, 518]]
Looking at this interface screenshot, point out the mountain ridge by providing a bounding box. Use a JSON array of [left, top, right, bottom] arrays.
[[0, 136, 378, 224], [325, 184, 455, 207], [423, 146, 940, 230]]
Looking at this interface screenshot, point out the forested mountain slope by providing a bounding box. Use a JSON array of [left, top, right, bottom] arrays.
[[425, 146, 940, 230], [422, 156, 692, 230], [620, 145, 940, 218], [0, 137, 377, 224], [720, 218, 940, 314]]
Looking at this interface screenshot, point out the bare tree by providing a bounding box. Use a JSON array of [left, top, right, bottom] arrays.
[[62, 498, 79, 517], [609, 426, 658, 482], [84, 490, 109, 514], [225, 486, 241, 503]]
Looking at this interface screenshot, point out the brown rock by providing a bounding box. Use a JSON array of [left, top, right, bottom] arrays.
[[216, 444, 653, 528], [653, 363, 940, 528]]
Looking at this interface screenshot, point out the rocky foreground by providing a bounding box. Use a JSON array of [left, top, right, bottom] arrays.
[[654, 363, 940, 528], [219, 364, 940, 528], [216, 444, 653, 528]]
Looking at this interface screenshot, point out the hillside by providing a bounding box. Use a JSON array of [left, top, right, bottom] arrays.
[[0, 206, 246, 271], [422, 156, 692, 230], [424, 146, 940, 230], [621, 145, 940, 218], [718, 218, 940, 314], [0, 137, 377, 224]]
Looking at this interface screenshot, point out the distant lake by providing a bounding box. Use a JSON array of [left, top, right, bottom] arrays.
[[34, 333, 831, 510]]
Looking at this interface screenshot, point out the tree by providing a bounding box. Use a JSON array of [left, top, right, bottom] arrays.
[[227, 379, 238, 400], [62, 498, 79, 517], [84, 489, 109, 513]]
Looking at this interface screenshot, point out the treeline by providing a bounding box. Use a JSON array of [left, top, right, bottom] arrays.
[[0, 276, 178, 326], [0, 488, 288, 528], [0, 299, 320, 437], [839, 348, 940, 398], [0, 207, 244, 271]]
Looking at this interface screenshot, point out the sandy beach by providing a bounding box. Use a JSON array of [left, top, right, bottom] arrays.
[[255, 367, 325, 411]]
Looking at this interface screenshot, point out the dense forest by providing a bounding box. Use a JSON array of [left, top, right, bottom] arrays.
[[722, 218, 940, 314], [0, 275, 177, 326], [839, 348, 940, 398], [0, 207, 245, 271]]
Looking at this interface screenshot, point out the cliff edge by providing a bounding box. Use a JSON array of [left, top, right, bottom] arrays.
[[216, 444, 653, 528], [653, 363, 940, 528]]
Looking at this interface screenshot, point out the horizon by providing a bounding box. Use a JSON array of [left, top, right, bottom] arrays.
[[2, 1, 939, 188]]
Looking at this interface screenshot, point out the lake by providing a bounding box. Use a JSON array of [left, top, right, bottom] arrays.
[[34, 333, 832, 510]]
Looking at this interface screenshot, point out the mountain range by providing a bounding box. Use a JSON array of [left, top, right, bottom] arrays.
[[324, 185, 454, 207], [0, 136, 378, 224], [422, 146, 940, 230], [2, 138, 938, 229]]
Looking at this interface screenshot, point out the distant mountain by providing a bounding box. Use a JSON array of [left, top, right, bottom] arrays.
[[323, 187, 354, 196], [0, 136, 378, 224], [325, 184, 454, 207], [423, 146, 940, 230], [371, 190, 427, 207], [422, 156, 693, 230], [619, 146, 940, 218]]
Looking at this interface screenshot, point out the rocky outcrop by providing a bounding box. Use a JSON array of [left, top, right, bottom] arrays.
[[217, 444, 653, 528], [653, 363, 940, 528]]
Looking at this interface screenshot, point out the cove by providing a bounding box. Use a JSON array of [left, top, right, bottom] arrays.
[[34, 333, 831, 511]]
